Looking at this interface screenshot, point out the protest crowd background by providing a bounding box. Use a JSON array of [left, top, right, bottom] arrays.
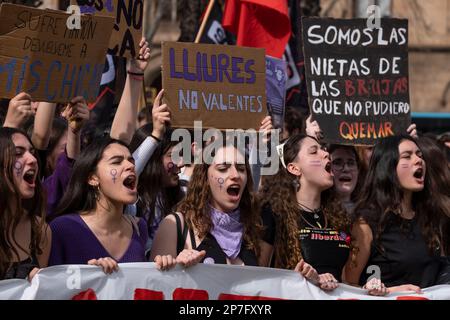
[[0, 0, 449, 300]]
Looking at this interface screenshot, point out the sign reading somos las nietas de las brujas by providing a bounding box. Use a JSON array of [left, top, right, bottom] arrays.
[[302, 17, 411, 145], [162, 42, 267, 130], [0, 3, 114, 103]]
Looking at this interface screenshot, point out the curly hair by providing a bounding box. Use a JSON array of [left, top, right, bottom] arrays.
[[353, 135, 448, 258], [259, 134, 351, 270], [177, 144, 262, 258], [0, 128, 46, 279]]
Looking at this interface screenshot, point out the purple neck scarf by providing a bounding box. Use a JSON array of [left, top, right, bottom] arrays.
[[209, 206, 243, 259]]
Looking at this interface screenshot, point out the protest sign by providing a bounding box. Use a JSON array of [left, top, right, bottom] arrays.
[[162, 41, 267, 130], [266, 56, 287, 130], [302, 18, 411, 145], [73, 0, 143, 58], [0, 3, 114, 103]]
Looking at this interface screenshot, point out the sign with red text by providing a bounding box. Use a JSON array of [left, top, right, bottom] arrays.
[[162, 42, 267, 130], [0, 3, 114, 103], [302, 18, 411, 145], [0, 263, 449, 300], [73, 0, 143, 58]]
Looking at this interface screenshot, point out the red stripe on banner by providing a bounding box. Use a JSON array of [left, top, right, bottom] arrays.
[[218, 293, 283, 300], [88, 87, 115, 110], [173, 288, 209, 300], [71, 288, 98, 300], [134, 288, 165, 300]]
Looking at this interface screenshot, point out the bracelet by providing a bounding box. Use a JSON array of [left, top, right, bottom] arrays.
[[127, 71, 144, 76], [150, 134, 161, 143]]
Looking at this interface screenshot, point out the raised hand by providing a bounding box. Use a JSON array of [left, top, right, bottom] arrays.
[[128, 38, 151, 74], [62, 96, 90, 134], [151, 89, 171, 140], [4, 92, 34, 128]]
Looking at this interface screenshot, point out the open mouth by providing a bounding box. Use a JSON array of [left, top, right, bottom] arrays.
[[324, 161, 332, 174], [23, 169, 36, 185], [123, 175, 137, 190], [227, 184, 241, 197], [413, 167, 424, 180], [338, 176, 352, 183]]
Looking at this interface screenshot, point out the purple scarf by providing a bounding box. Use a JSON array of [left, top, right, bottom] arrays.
[[209, 206, 243, 259]]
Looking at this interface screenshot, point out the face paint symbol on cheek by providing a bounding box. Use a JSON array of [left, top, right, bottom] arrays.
[[217, 177, 224, 190], [14, 161, 23, 176], [309, 160, 322, 167], [167, 162, 175, 174], [110, 169, 117, 183], [400, 164, 409, 168]]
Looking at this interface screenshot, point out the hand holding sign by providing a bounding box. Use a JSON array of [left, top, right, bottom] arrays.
[[62, 96, 90, 134], [151, 89, 171, 141], [127, 38, 151, 74], [4, 92, 34, 128], [305, 115, 323, 141]]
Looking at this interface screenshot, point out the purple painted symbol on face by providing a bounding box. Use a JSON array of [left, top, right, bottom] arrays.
[[14, 161, 23, 176], [400, 164, 409, 168], [217, 177, 224, 190], [167, 162, 175, 174], [110, 169, 117, 183], [309, 160, 322, 166]]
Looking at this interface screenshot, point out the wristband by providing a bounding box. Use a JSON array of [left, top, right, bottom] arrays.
[[150, 134, 161, 143], [127, 71, 144, 76]]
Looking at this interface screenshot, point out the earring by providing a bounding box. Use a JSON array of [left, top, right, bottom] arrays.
[[292, 178, 300, 192], [92, 183, 100, 201]]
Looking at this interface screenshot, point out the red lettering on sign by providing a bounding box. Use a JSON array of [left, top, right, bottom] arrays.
[[133, 288, 164, 300], [396, 296, 429, 300], [71, 288, 97, 300], [172, 288, 209, 300]]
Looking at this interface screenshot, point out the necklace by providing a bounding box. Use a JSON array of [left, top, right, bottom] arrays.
[[297, 202, 327, 229]]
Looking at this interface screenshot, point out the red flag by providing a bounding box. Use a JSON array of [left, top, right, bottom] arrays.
[[222, 0, 291, 58]]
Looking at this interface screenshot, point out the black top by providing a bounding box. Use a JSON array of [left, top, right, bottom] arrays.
[[360, 213, 448, 287], [262, 204, 350, 281], [2, 226, 39, 280], [172, 213, 258, 266]]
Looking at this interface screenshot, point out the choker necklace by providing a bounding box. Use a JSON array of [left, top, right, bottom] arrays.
[[297, 202, 321, 219], [298, 202, 327, 229]]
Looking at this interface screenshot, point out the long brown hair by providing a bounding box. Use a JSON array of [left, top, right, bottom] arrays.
[[177, 144, 262, 257], [0, 128, 46, 278], [353, 135, 448, 256], [259, 134, 350, 269]]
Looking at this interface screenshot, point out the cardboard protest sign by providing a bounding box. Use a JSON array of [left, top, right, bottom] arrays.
[[73, 0, 143, 58], [162, 42, 267, 130], [266, 56, 287, 130], [0, 3, 114, 103], [302, 18, 411, 145]]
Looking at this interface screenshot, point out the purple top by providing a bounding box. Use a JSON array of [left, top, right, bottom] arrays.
[[48, 214, 149, 265], [43, 151, 74, 219]]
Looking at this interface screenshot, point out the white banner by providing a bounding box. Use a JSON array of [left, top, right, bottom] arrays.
[[0, 263, 449, 300]]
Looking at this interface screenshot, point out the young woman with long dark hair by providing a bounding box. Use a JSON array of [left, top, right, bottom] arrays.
[[345, 135, 450, 294], [48, 137, 148, 273], [0, 127, 51, 280]]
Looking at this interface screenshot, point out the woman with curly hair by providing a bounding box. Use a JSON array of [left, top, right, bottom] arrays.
[[149, 142, 262, 269], [259, 134, 352, 291], [345, 135, 450, 295], [0, 127, 51, 280]]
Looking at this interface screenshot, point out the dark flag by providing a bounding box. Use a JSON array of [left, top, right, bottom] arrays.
[[199, 0, 234, 44], [283, 0, 309, 112]]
